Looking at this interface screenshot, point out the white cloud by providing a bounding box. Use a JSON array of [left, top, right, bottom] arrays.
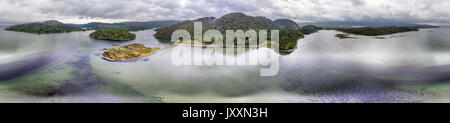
[[0, 0, 449, 24]]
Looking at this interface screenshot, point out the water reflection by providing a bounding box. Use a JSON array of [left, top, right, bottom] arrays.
[[1, 28, 450, 103]]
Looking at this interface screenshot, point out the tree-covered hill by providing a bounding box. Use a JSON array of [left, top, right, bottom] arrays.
[[299, 25, 323, 35], [154, 13, 304, 52], [154, 17, 216, 40], [5, 20, 83, 34], [212, 13, 283, 31], [274, 19, 301, 30]]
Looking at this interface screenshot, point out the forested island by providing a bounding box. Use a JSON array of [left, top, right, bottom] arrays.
[[337, 26, 419, 36], [89, 29, 136, 41], [155, 12, 304, 52], [335, 34, 356, 39], [320, 25, 438, 36], [5, 20, 83, 34]]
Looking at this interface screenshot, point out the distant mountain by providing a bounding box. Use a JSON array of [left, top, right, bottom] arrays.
[[5, 20, 83, 34], [299, 21, 421, 27], [155, 12, 304, 51], [413, 25, 439, 28], [76, 20, 180, 31], [0, 22, 26, 28]]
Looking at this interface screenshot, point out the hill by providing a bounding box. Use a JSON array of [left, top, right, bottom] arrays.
[[274, 19, 301, 30], [298, 21, 422, 27], [155, 13, 304, 52], [5, 20, 83, 34], [154, 17, 216, 40], [299, 25, 323, 35]]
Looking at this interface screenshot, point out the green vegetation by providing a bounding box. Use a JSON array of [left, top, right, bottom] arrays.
[[155, 13, 304, 52], [89, 29, 136, 41], [335, 34, 357, 39], [102, 43, 160, 61], [299, 25, 323, 35], [5, 20, 83, 34], [154, 17, 216, 40], [4, 20, 179, 34], [337, 26, 419, 36], [274, 19, 301, 30], [84, 21, 179, 41], [375, 37, 386, 39], [280, 30, 304, 50]]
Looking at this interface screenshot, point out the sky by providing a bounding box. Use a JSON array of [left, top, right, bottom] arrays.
[[0, 0, 449, 25]]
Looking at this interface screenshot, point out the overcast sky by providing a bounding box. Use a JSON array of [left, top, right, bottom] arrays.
[[0, 0, 449, 25]]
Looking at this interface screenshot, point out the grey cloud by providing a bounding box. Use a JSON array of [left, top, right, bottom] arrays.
[[0, 0, 449, 25]]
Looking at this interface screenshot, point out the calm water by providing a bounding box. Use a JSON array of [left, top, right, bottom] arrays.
[[1, 27, 450, 103]]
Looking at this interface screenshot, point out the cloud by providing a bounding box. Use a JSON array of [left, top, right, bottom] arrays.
[[0, 0, 449, 24]]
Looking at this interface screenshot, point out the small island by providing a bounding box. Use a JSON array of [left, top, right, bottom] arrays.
[[335, 34, 356, 39], [101, 43, 160, 61], [89, 29, 136, 41]]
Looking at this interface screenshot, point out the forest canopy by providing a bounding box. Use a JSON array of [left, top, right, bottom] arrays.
[[5, 20, 83, 34], [89, 29, 136, 41], [155, 13, 304, 52]]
